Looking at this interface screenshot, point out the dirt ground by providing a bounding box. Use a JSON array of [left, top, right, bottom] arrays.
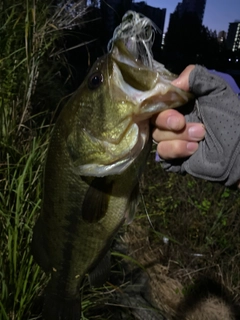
[[103, 152, 240, 319]]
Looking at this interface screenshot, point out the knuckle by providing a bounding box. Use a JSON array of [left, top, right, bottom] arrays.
[[172, 142, 186, 157]]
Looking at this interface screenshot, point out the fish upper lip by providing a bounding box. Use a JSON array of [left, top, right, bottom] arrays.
[[112, 58, 192, 121], [112, 60, 188, 120]]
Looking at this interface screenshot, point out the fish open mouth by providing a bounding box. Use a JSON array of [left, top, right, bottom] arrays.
[[112, 40, 192, 119], [111, 40, 159, 92], [75, 41, 192, 178]]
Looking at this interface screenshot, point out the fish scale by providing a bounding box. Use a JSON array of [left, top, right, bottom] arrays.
[[32, 27, 192, 319]]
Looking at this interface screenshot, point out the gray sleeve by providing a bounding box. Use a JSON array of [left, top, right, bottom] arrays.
[[160, 65, 240, 186]]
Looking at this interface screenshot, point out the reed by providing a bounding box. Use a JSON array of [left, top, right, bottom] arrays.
[[0, 1, 87, 318]]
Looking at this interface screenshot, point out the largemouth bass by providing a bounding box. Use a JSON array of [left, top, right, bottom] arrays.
[[32, 12, 192, 320]]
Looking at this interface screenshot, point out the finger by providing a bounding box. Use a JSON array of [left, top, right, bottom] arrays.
[[151, 109, 186, 131], [171, 65, 195, 91], [152, 123, 205, 142], [157, 140, 199, 160]]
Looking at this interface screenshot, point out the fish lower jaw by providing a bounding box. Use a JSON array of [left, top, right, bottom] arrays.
[[74, 133, 149, 177], [75, 157, 135, 177], [73, 120, 149, 177]]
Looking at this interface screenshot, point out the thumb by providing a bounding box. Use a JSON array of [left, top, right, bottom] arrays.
[[171, 65, 195, 91]]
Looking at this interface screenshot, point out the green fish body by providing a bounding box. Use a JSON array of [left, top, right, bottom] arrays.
[[32, 40, 192, 320]]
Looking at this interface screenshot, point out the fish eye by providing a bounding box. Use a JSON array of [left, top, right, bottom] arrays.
[[88, 72, 103, 90]]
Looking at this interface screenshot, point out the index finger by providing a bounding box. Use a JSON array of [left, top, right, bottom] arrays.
[[151, 109, 186, 131]]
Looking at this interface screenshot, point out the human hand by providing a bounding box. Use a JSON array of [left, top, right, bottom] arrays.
[[152, 65, 205, 160], [154, 64, 240, 186]]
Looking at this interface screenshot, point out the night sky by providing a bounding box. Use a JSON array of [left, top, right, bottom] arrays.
[[136, 0, 240, 33]]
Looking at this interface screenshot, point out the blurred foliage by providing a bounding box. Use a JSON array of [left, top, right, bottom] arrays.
[[0, 0, 87, 319], [138, 149, 240, 294]]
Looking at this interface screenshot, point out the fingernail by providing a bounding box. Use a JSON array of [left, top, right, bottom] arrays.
[[167, 115, 181, 130], [188, 125, 205, 140], [187, 142, 198, 153]]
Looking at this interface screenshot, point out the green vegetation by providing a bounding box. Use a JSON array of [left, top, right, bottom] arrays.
[[138, 154, 240, 295], [1, 1, 240, 319], [0, 1, 80, 319]]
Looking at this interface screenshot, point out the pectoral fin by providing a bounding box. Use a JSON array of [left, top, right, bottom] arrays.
[[82, 177, 113, 223]]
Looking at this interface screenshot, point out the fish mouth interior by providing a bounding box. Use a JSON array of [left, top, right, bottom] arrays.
[[111, 40, 158, 91]]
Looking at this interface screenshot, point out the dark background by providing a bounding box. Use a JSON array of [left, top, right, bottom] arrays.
[[61, 0, 240, 90]]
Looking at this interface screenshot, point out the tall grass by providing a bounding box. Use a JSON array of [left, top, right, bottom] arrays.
[[0, 1, 87, 319], [2, 1, 239, 319], [0, 139, 48, 319]]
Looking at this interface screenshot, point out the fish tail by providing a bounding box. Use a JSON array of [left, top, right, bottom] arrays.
[[42, 293, 81, 320]]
